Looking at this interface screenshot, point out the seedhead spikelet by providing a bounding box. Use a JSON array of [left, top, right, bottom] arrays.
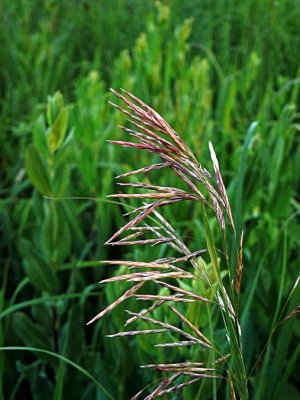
[[88, 89, 248, 399]]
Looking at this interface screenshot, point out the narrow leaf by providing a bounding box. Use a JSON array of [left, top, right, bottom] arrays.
[[19, 239, 57, 294], [25, 145, 52, 195], [48, 107, 69, 153]]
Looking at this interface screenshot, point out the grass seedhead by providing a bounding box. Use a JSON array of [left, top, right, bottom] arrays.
[[88, 89, 248, 399], [235, 231, 244, 295]]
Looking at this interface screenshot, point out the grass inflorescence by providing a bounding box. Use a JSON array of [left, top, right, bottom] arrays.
[[88, 89, 250, 399]]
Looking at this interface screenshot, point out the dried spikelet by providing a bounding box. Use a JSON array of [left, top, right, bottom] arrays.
[[135, 294, 195, 303], [160, 378, 212, 396], [142, 364, 215, 373], [211, 195, 225, 230], [100, 270, 194, 283], [166, 303, 212, 347], [116, 162, 169, 179], [154, 280, 210, 302], [108, 237, 173, 246], [107, 329, 168, 338], [101, 260, 176, 269], [144, 378, 171, 400], [209, 141, 235, 231], [105, 199, 166, 244], [155, 249, 207, 263], [235, 231, 244, 294], [86, 282, 144, 325], [155, 378, 203, 396], [126, 311, 206, 345], [125, 299, 166, 327], [284, 304, 300, 321], [228, 374, 237, 400], [155, 341, 198, 347]]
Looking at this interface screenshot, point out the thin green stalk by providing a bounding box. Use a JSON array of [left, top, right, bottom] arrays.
[[0, 262, 9, 400], [0, 292, 100, 320], [0, 347, 115, 400]]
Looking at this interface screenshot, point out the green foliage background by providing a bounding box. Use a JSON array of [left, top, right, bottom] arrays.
[[0, 0, 299, 399]]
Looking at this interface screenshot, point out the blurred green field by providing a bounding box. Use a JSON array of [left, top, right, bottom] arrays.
[[0, 1, 299, 399]]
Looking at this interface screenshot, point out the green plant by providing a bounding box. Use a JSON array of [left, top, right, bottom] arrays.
[[87, 89, 251, 399], [0, 92, 116, 400], [1, 2, 299, 398]]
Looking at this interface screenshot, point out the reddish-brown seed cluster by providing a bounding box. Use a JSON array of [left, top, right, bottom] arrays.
[[87, 89, 238, 398]]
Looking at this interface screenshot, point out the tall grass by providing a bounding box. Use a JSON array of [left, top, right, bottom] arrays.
[[0, 1, 299, 399], [87, 89, 249, 399], [87, 89, 299, 399]]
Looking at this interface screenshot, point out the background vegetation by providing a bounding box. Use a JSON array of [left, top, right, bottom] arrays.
[[0, 0, 299, 399]]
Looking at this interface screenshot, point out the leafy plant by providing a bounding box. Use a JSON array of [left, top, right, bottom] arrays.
[[1, 2, 299, 398], [0, 92, 116, 400]]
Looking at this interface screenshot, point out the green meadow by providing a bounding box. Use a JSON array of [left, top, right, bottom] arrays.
[[0, 1, 299, 399]]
